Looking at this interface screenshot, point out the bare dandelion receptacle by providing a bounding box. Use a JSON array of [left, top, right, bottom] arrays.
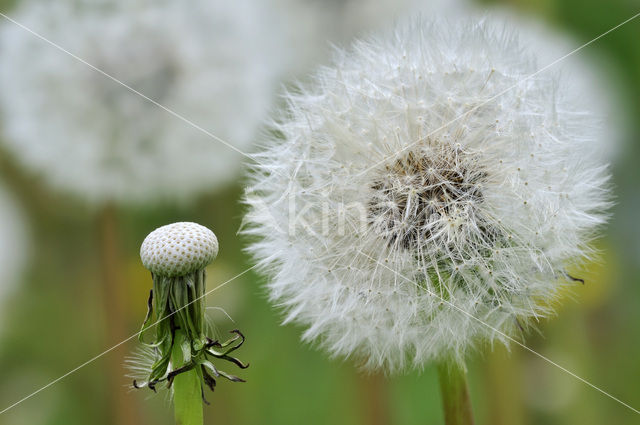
[[140, 222, 219, 278]]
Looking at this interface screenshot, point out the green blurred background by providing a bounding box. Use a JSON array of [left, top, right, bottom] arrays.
[[0, 0, 639, 424]]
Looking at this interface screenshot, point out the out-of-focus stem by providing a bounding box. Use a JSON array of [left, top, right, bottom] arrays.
[[486, 346, 524, 425], [98, 204, 139, 425], [171, 328, 204, 425], [437, 361, 475, 425], [357, 370, 391, 425]]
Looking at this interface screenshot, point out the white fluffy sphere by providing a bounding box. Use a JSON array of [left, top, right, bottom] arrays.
[[0, 0, 284, 204], [244, 17, 612, 371], [140, 222, 218, 277]]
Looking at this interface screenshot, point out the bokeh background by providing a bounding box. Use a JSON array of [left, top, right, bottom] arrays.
[[0, 0, 638, 424]]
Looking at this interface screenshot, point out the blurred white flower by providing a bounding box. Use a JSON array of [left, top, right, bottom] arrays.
[[0, 181, 27, 309], [0, 0, 284, 204], [243, 16, 612, 372]]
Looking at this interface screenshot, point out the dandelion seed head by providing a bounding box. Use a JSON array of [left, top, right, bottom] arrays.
[[141, 222, 218, 278], [243, 17, 612, 372], [0, 0, 284, 204]]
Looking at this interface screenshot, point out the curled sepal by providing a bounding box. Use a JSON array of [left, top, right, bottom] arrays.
[[129, 271, 248, 396]]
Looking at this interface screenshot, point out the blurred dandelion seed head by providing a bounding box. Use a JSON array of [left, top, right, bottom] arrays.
[[243, 16, 612, 372], [0, 0, 285, 204]]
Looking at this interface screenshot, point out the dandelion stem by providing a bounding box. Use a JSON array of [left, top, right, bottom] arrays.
[[437, 361, 475, 425], [171, 328, 204, 425], [98, 204, 139, 425], [357, 371, 391, 425]]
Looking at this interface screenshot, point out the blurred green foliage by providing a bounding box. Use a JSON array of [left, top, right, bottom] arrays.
[[0, 0, 639, 424]]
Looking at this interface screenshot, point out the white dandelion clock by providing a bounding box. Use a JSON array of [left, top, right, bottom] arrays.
[[244, 16, 612, 374], [0, 0, 284, 204]]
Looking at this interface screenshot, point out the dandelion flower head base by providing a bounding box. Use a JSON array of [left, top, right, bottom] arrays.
[[141, 222, 219, 277]]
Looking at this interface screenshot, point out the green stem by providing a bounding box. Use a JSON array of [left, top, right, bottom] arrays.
[[98, 205, 140, 425], [171, 329, 204, 425], [437, 361, 475, 425]]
